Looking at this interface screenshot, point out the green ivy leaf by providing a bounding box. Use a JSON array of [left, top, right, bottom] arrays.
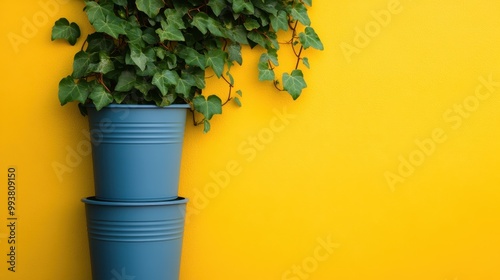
[[155, 47, 167, 60], [270, 10, 288, 32], [95, 52, 115, 74], [205, 49, 226, 78], [191, 12, 210, 34], [193, 95, 222, 133], [207, 18, 226, 37], [136, 62, 157, 77], [112, 0, 128, 7], [84, 1, 114, 24], [164, 9, 185, 29], [51, 18, 81, 45], [225, 26, 249, 45], [130, 47, 149, 71], [291, 3, 311, 26], [208, 0, 226, 16], [178, 46, 206, 69], [202, 119, 211, 133], [89, 83, 113, 110], [302, 0, 312, 7], [227, 43, 242, 65], [159, 93, 177, 106], [283, 70, 307, 100], [191, 68, 206, 89], [142, 28, 159, 44], [163, 51, 178, 69], [259, 50, 279, 66], [267, 32, 279, 49], [302, 57, 310, 69], [58, 76, 90, 105], [92, 16, 127, 39], [171, 1, 189, 14], [244, 18, 260, 31], [85, 2, 127, 38], [226, 71, 235, 86], [233, 96, 242, 107], [136, 0, 165, 18], [192, 16, 225, 38], [258, 61, 275, 81], [254, 1, 278, 16], [152, 70, 179, 96], [113, 92, 128, 104], [126, 27, 145, 48], [72, 51, 99, 78], [247, 30, 267, 48], [260, 12, 270, 27], [175, 72, 196, 98], [299, 27, 324, 50], [156, 20, 185, 41], [86, 33, 115, 53], [134, 79, 153, 95], [232, 0, 254, 14], [115, 70, 136, 92]]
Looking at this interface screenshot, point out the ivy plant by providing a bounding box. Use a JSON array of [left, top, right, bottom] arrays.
[[52, 0, 323, 132]]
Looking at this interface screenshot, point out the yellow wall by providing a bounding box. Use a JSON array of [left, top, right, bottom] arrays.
[[1, 0, 500, 279]]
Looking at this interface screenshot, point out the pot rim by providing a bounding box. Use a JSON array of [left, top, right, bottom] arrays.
[[86, 103, 190, 109], [82, 196, 188, 206]]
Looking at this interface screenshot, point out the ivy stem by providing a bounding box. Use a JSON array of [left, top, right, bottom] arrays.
[[159, 42, 170, 50], [273, 80, 284, 91], [221, 74, 233, 106], [81, 36, 89, 52], [191, 110, 199, 126], [187, 3, 207, 19], [96, 74, 111, 93], [294, 46, 303, 69], [190, 107, 205, 126]]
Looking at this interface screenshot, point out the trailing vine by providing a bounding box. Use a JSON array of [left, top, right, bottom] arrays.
[[52, 0, 323, 132]]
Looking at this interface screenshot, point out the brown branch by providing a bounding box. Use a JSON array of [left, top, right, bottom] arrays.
[[294, 46, 303, 69], [221, 74, 233, 106], [273, 80, 284, 91], [98, 74, 112, 93]]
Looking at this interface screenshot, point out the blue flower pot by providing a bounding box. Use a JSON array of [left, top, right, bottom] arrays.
[[82, 197, 188, 280], [87, 104, 189, 201]]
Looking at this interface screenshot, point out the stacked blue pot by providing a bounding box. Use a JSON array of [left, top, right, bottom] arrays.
[[82, 104, 190, 280]]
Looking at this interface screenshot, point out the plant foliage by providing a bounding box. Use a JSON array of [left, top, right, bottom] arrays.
[[52, 0, 323, 132]]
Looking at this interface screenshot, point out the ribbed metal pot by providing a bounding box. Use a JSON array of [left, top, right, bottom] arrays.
[[86, 104, 189, 201], [82, 197, 188, 280]]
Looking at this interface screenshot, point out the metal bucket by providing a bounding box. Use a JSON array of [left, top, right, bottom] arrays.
[[82, 196, 188, 280], [87, 104, 189, 201]]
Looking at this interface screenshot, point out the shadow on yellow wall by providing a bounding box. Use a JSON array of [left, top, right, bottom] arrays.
[[1, 0, 500, 279]]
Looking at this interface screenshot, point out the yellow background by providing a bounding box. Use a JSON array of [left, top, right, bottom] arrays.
[[1, 0, 500, 279]]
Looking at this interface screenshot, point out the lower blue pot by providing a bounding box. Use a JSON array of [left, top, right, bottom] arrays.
[[82, 197, 188, 280]]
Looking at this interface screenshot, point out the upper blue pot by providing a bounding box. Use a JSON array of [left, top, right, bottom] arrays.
[[86, 104, 189, 201]]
